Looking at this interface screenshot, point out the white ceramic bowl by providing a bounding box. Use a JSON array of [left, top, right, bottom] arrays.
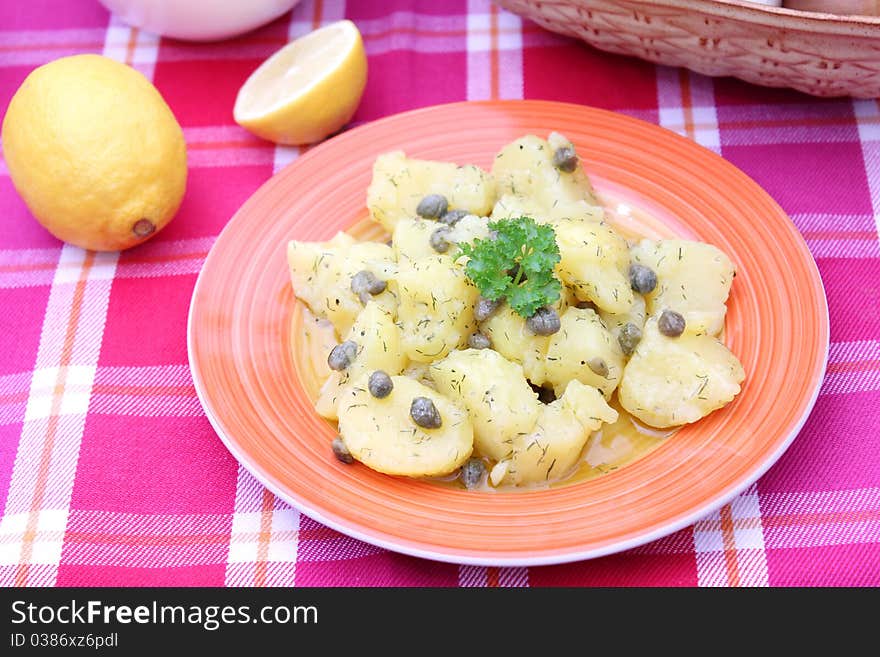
[[98, 0, 302, 41]]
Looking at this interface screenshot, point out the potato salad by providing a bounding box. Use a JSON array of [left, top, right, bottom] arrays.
[[287, 132, 745, 489]]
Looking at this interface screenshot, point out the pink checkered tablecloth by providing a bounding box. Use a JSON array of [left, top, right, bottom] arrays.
[[1, 0, 878, 588]]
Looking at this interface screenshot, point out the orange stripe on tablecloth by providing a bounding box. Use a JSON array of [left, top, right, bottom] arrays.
[[486, 566, 500, 587], [37, 532, 231, 546], [764, 508, 880, 528], [0, 530, 66, 545], [187, 140, 269, 151], [720, 115, 880, 130], [0, 391, 30, 404], [90, 383, 194, 396], [718, 504, 741, 587], [678, 69, 696, 142], [254, 488, 275, 586], [31, 509, 880, 546], [0, 261, 57, 273], [801, 230, 879, 240], [121, 250, 209, 265], [14, 251, 96, 586], [124, 27, 139, 67], [489, 4, 499, 101], [297, 524, 345, 541], [312, 0, 324, 29], [620, 115, 880, 135], [0, 24, 544, 53], [364, 26, 524, 40], [3, 528, 299, 547], [0, 251, 208, 276], [698, 507, 880, 532], [826, 359, 880, 375], [0, 42, 107, 52]]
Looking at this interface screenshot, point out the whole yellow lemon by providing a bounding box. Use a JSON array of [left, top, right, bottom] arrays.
[[1, 54, 187, 251]]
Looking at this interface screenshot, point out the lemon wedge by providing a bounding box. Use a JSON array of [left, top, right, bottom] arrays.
[[234, 19, 367, 145]]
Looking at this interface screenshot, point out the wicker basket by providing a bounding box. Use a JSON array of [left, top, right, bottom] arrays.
[[495, 0, 880, 97]]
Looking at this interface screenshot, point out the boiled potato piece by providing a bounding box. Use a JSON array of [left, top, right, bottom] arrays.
[[618, 317, 745, 428], [393, 218, 437, 262], [491, 133, 597, 210], [315, 372, 345, 420], [302, 311, 339, 385], [394, 215, 492, 263], [555, 219, 633, 315], [599, 294, 647, 345], [366, 151, 495, 232], [314, 302, 407, 420], [397, 255, 479, 362], [501, 380, 617, 486], [544, 307, 625, 399], [480, 302, 556, 385], [447, 213, 491, 245], [337, 375, 473, 477], [491, 193, 603, 225], [630, 239, 735, 336], [401, 361, 433, 387], [430, 349, 541, 461], [288, 235, 397, 338]]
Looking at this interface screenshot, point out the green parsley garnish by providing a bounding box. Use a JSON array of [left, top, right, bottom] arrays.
[[458, 216, 561, 318]]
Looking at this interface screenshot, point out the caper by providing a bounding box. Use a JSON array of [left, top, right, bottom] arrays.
[[368, 370, 393, 398], [440, 209, 468, 226], [351, 270, 386, 302], [658, 309, 686, 337], [331, 436, 354, 464], [467, 332, 491, 350], [617, 322, 642, 356], [474, 296, 501, 322], [416, 194, 448, 219], [410, 396, 442, 429], [429, 226, 451, 253], [552, 145, 578, 173], [587, 357, 609, 378], [525, 306, 561, 336], [327, 340, 358, 371], [629, 263, 657, 294], [460, 458, 486, 490], [529, 382, 557, 405]]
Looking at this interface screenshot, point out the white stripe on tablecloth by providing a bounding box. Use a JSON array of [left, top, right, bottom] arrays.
[[460, 0, 527, 589], [656, 73, 768, 587], [852, 99, 880, 255], [224, 0, 349, 587], [0, 18, 150, 587], [693, 485, 769, 587], [225, 465, 301, 586], [101, 14, 159, 79], [458, 564, 488, 587], [0, 17, 158, 587], [467, 0, 523, 101], [656, 66, 720, 153], [0, 247, 117, 585]]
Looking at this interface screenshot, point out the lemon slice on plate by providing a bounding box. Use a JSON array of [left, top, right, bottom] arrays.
[[234, 19, 367, 146]]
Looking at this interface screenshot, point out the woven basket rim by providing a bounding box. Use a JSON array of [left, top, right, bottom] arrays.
[[621, 0, 880, 32]]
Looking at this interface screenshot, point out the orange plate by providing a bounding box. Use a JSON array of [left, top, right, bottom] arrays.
[[188, 101, 828, 566]]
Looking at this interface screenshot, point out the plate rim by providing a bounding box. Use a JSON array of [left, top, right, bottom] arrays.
[[187, 99, 830, 567]]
